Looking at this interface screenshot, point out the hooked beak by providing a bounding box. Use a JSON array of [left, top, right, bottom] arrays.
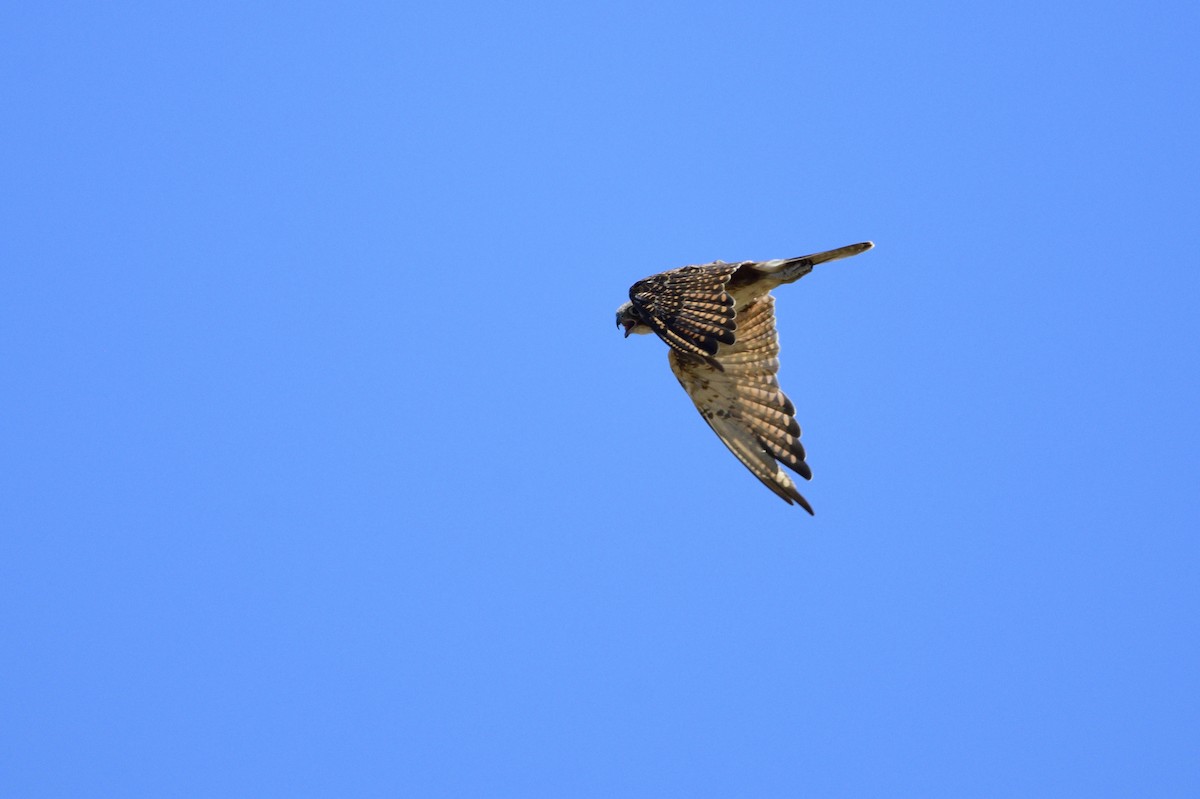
[[619, 320, 634, 338]]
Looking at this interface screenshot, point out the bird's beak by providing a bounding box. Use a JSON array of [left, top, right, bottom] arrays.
[[621, 321, 634, 338]]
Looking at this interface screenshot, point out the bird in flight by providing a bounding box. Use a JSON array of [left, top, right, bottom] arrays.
[[615, 241, 873, 514]]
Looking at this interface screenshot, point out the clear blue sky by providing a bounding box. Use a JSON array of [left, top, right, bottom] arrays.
[[3, 1, 1197, 796]]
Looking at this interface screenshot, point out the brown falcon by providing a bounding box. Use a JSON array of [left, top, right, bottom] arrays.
[[615, 242, 873, 514]]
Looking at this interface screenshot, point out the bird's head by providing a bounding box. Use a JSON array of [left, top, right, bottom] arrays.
[[615, 301, 652, 338]]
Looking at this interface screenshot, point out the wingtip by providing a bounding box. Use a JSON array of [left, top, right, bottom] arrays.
[[776, 482, 815, 514], [782, 493, 815, 514]]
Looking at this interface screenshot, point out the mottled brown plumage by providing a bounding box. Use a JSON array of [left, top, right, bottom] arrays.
[[616, 241, 873, 513], [628, 263, 739, 369]]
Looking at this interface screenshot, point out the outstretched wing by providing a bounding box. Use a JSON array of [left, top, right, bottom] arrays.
[[629, 263, 739, 369], [669, 294, 814, 513]]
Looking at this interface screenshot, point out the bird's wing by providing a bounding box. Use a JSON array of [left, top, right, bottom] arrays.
[[669, 294, 814, 513], [629, 263, 739, 369]]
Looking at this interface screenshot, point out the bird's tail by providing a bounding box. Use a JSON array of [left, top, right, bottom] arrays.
[[764, 241, 874, 285]]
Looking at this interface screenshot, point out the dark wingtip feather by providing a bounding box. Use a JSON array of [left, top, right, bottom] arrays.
[[779, 485, 815, 514]]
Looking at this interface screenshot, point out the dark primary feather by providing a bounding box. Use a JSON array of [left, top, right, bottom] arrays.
[[628, 263, 739, 369]]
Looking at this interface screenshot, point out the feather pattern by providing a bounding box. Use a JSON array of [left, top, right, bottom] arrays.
[[628, 263, 739, 368], [669, 295, 814, 513], [619, 241, 872, 511]]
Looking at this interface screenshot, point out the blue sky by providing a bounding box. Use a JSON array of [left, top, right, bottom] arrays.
[[2, 1, 1198, 796]]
